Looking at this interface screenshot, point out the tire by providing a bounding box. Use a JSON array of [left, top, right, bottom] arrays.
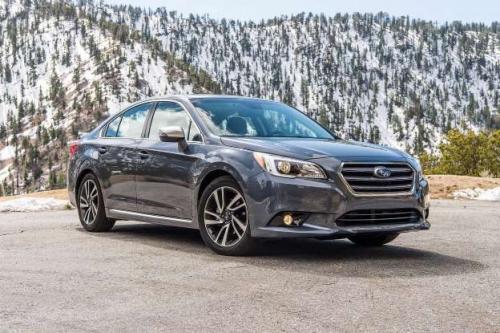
[[348, 233, 399, 247], [198, 176, 257, 256], [77, 173, 115, 232]]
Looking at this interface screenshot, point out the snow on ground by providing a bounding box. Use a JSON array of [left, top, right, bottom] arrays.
[[453, 187, 500, 202], [0, 197, 71, 212]]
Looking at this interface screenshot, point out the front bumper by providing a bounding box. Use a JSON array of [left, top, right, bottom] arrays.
[[244, 171, 430, 239]]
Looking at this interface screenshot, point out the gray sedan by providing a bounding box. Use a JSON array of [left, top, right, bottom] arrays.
[[67, 96, 430, 255]]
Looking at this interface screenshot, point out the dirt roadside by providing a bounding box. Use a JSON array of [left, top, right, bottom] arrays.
[[426, 175, 500, 199], [0, 189, 69, 202]]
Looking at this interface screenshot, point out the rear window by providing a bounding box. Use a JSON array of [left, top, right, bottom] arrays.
[[105, 117, 121, 137], [104, 103, 152, 138]]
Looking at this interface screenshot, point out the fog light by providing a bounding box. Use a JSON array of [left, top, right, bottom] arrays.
[[283, 213, 294, 226], [269, 212, 309, 227]]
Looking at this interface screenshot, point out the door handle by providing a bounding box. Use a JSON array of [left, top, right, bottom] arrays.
[[138, 150, 150, 159], [97, 146, 108, 154]]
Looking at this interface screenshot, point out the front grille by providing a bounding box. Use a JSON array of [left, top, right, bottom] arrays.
[[336, 209, 421, 227], [340, 162, 415, 195]]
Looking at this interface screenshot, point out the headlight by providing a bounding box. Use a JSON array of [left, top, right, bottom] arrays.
[[408, 156, 423, 180], [253, 152, 327, 179]]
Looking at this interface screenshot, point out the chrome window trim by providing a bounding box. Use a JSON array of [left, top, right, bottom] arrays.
[[100, 101, 154, 139], [99, 99, 205, 144], [337, 161, 417, 197]]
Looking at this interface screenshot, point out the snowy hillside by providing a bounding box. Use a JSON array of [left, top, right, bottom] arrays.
[[118, 9, 499, 152], [0, 0, 218, 192], [0, 0, 498, 194]]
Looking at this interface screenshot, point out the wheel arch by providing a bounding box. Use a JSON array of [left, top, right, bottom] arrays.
[[75, 168, 99, 199], [193, 164, 246, 219], [196, 168, 240, 203]]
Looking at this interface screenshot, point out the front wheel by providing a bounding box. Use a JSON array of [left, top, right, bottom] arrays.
[[348, 233, 399, 247], [198, 176, 257, 256]]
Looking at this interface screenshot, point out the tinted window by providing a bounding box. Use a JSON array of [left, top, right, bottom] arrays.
[[116, 103, 152, 138], [105, 117, 122, 137], [148, 102, 201, 141], [191, 98, 334, 139]]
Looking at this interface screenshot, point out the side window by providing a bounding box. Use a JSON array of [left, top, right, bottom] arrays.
[[105, 116, 122, 137], [148, 102, 202, 141], [115, 103, 152, 138]]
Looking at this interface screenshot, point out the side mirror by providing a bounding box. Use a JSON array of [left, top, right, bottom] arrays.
[[159, 126, 185, 142], [159, 126, 188, 150]]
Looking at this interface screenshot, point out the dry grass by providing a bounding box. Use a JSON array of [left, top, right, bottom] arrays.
[[427, 175, 500, 199], [0, 175, 499, 202], [0, 189, 68, 202]]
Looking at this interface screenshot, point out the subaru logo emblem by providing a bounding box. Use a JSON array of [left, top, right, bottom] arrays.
[[374, 166, 392, 178]]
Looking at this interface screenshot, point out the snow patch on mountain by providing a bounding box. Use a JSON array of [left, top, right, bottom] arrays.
[[0, 146, 14, 161]]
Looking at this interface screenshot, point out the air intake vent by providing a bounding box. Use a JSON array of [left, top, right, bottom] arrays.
[[336, 209, 421, 227], [340, 162, 415, 195]]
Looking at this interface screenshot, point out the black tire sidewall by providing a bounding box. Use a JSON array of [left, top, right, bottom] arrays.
[[77, 173, 113, 232]]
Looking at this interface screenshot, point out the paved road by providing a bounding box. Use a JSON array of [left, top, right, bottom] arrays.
[[0, 200, 499, 332]]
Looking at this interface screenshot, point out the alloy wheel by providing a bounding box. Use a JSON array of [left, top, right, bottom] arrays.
[[79, 179, 99, 225], [203, 186, 248, 247]]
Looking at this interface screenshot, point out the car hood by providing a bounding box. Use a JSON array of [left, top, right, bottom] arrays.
[[220, 137, 408, 161]]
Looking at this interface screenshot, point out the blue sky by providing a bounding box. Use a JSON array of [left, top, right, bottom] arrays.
[[106, 0, 499, 23]]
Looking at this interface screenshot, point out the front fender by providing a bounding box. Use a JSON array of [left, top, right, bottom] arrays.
[[191, 147, 264, 225]]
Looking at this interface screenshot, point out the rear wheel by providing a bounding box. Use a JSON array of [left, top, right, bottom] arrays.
[[77, 173, 115, 232], [348, 233, 399, 247], [198, 176, 257, 256]]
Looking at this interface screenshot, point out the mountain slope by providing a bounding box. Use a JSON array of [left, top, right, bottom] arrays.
[[0, 0, 499, 194], [116, 8, 499, 151], [0, 0, 219, 193]]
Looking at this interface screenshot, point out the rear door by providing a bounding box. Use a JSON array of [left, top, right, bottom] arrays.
[[135, 101, 203, 219], [94, 102, 153, 212]]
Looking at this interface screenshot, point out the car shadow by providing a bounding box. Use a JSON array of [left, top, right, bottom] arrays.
[[79, 223, 486, 278]]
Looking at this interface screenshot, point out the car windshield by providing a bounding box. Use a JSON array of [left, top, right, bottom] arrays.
[[190, 97, 335, 140]]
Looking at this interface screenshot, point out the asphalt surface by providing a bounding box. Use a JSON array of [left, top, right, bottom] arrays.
[[0, 200, 499, 333]]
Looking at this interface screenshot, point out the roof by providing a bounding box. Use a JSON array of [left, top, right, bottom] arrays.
[[113, 95, 279, 115], [140, 95, 268, 103]]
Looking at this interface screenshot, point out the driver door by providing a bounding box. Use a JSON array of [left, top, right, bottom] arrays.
[[135, 101, 203, 219]]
